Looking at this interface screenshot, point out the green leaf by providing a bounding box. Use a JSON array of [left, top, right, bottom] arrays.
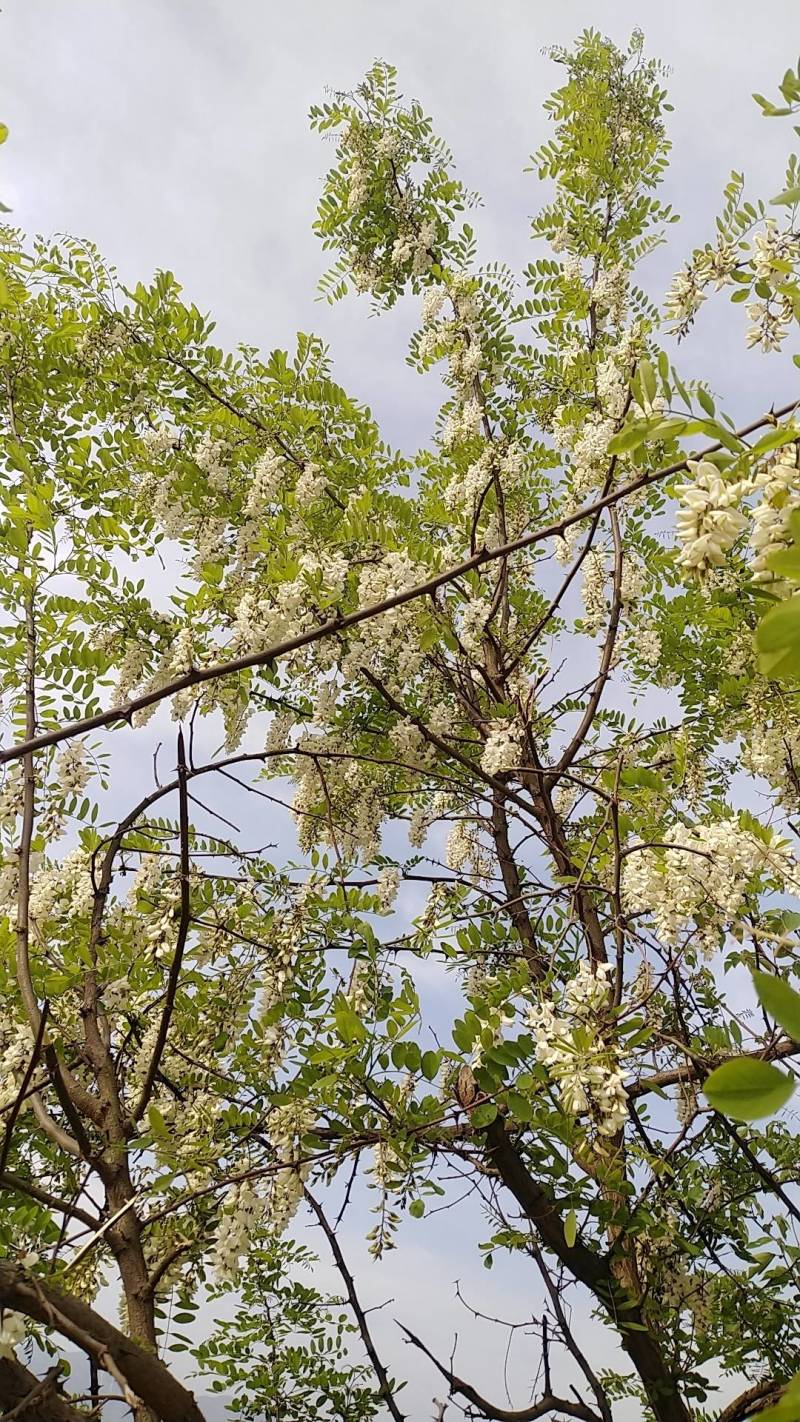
[[757, 1373, 800, 1422], [421, 1049, 440, 1081], [772, 185, 800, 205], [703, 1057, 795, 1121], [766, 548, 800, 581], [506, 1090, 533, 1123], [408, 1198, 425, 1219], [753, 971, 800, 1041], [470, 1102, 498, 1129], [0, 123, 8, 146], [148, 1104, 169, 1139], [564, 1209, 578, 1249], [756, 594, 800, 680], [333, 1002, 368, 1044], [749, 425, 800, 458], [639, 359, 657, 406]]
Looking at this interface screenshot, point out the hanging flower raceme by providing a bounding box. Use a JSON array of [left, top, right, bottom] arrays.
[[674, 460, 750, 576], [528, 962, 627, 1137], [621, 815, 799, 952]]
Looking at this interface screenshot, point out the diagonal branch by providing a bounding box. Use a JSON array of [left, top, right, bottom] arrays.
[[133, 728, 192, 1121], [0, 1261, 205, 1422], [483, 1114, 692, 1422], [305, 1188, 406, 1422], [0, 1003, 49, 1179], [0, 1358, 85, 1422], [398, 1322, 602, 1422], [1, 402, 795, 769], [716, 1377, 786, 1422]]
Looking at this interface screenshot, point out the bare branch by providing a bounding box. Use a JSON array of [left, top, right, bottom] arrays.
[[305, 1189, 406, 1421], [398, 1321, 602, 1422], [133, 729, 192, 1121]]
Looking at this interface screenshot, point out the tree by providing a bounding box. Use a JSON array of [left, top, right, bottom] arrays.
[[1, 25, 800, 1422]]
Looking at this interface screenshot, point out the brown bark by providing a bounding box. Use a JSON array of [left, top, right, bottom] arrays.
[[0, 1262, 204, 1422], [490, 793, 545, 980], [0, 1358, 84, 1422], [485, 1116, 692, 1422]]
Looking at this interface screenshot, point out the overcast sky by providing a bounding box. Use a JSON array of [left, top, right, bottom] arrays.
[[4, 3, 800, 1418], [5, 0, 800, 441]]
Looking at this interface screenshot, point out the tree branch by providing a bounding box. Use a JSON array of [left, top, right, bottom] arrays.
[[305, 1189, 406, 1422], [133, 728, 191, 1121], [398, 1322, 601, 1422], [0, 1262, 205, 1422], [0, 1358, 84, 1422], [2, 402, 795, 769]]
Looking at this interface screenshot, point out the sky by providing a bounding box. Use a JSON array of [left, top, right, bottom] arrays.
[[4, 2, 800, 1418]]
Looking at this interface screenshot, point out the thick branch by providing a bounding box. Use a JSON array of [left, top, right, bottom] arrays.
[[716, 1378, 785, 1422], [484, 1115, 692, 1422], [0, 1262, 205, 1422], [133, 729, 191, 1120], [0, 1359, 84, 1422]]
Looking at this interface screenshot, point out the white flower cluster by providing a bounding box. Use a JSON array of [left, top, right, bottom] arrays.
[[441, 396, 483, 449], [0, 765, 23, 827], [634, 626, 662, 668], [481, 719, 523, 777], [749, 457, 800, 582], [390, 220, 436, 278], [591, 263, 628, 327], [142, 424, 179, 457], [194, 431, 229, 491], [261, 913, 301, 1015], [114, 641, 150, 704], [337, 551, 428, 696], [674, 460, 750, 576], [376, 865, 401, 912], [212, 1180, 264, 1282], [136, 465, 187, 541], [664, 263, 707, 336], [244, 449, 284, 517], [142, 868, 183, 962], [745, 296, 794, 353], [528, 962, 627, 1136], [266, 1101, 314, 1235], [667, 219, 799, 346], [596, 357, 628, 420], [571, 415, 616, 495], [29, 848, 95, 924], [581, 548, 607, 637], [446, 819, 491, 882], [753, 220, 800, 289], [295, 462, 326, 504], [55, 741, 91, 797], [421, 285, 447, 324], [741, 707, 800, 810], [621, 816, 798, 950], [0, 1310, 26, 1359], [457, 592, 492, 654], [0, 1020, 34, 1111], [407, 790, 453, 850]]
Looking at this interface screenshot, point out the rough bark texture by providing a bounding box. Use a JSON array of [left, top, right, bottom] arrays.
[[0, 1263, 205, 1422], [0, 1359, 85, 1422]]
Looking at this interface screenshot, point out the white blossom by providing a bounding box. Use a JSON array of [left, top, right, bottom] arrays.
[[674, 460, 750, 576], [0, 1310, 26, 1360], [481, 720, 523, 777]]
